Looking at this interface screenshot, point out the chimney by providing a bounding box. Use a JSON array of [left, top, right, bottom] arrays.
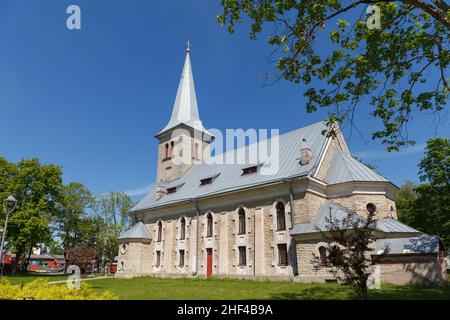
[[299, 138, 312, 166], [156, 186, 167, 200]]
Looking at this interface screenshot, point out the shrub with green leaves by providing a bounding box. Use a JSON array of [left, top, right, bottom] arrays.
[[0, 278, 117, 300]]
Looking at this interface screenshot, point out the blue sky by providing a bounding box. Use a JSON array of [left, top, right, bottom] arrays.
[[0, 0, 448, 198]]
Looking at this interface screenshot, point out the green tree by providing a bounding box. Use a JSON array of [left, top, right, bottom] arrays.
[[396, 139, 450, 246], [316, 209, 378, 298], [418, 137, 450, 186], [395, 180, 418, 223], [93, 192, 134, 263], [413, 184, 450, 245], [0, 158, 64, 272], [218, 0, 449, 151], [54, 182, 94, 251]]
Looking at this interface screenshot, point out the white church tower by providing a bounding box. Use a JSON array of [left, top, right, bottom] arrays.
[[154, 44, 213, 184]]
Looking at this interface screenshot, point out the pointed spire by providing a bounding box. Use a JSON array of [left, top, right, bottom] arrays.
[[157, 44, 211, 137]]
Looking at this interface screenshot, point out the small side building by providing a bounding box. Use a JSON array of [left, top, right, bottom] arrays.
[[117, 221, 152, 277], [372, 236, 447, 287]]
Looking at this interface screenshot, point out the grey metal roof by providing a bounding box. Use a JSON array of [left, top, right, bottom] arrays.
[[291, 201, 365, 236], [118, 221, 152, 242], [291, 201, 423, 237], [157, 50, 211, 136], [132, 121, 330, 212], [376, 218, 420, 234], [375, 235, 440, 255], [325, 149, 388, 184]]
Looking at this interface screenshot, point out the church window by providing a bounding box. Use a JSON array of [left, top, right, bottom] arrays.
[[319, 246, 327, 266], [180, 217, 186, 240], [278, 244, 288, 266], [179, 250, 185, 267], [157, 221, 162, 242], [206, 213, 213, 237], [238, 246, 246, 266], [164, 143, 169, 159], [276, 202, 286, 231], [242, 166, 257, 175], [238, 208, 246, 235], [170, 141, 175, 157], [156, 251, 161, 267], [366, 203, 377, 215]]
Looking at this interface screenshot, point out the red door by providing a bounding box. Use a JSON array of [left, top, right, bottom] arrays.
[[206, 248, 213, 277]]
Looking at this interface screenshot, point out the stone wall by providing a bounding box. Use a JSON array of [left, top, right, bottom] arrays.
[[118, 171, 404, 281], [116, 241, 152, 278], [332, 194, 397, 219], [378, 258, 447, 287], [156, 132, 211, 183], [295, 240, 335, 281]]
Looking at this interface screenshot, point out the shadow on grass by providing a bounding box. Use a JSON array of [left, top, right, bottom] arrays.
[[83, 276, 450, 300]]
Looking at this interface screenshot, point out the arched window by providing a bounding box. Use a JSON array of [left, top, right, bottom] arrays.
[[157, 221, 162, 242], [319, 246, 327, 266], [164, 143, 169, 159], [206, 213, 213, 238], [366, 203, 377, 215], [180, 217, 186, 240], [276, 202, 286, 231], [170, 141, 175, 157], [238, 208, 246, 235]]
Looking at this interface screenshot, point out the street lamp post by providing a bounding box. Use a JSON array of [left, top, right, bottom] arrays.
[[0, 195, 18, 276]]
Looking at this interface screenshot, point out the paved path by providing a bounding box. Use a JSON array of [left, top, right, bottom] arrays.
[[49, 276, 113, 284]]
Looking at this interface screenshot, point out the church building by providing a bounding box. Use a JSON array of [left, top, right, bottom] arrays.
[[116, 47, 447, 287]]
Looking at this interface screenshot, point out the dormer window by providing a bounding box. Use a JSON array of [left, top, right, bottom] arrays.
[[199, 173, 220, 186], [200, 177, 213, 186], [167, 187, 177, 194], [242, 166, 258, 175]]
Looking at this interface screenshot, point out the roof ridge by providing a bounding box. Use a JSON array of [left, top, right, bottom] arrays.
[[341, 151, 383, 178], [336, 150, 358, 181], [209, 121, 326, 162]]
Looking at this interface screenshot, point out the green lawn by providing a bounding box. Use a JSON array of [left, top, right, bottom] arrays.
[[3, 274, 449, 300], [86, 276, 450, 300]]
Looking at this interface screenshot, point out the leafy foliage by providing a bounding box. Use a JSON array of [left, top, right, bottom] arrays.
[[316, 208, 378, 298], [1, 156, 134, 273], [418, 137, 450, 186], [0, 157, 64, 272], [0, 278, 116, 300], [53, 182, 96, 250], [93, 191, 134, 263], [65, 245, 100, 273], [396, 138, 450, 246], [218, 0, 449, 150]]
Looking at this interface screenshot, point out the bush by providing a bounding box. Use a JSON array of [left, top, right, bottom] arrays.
[[0, 278, 117, 300]]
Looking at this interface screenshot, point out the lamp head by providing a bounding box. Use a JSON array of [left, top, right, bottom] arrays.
[[3, 195, 18, 214]]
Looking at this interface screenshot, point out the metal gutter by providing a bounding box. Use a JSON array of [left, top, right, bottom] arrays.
[[130, 172, 310, 214]]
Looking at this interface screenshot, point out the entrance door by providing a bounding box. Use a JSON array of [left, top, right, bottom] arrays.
[[206, 248, 213, 277]]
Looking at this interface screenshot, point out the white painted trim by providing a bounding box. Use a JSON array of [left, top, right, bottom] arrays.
[[305, 188, 327, 198], [312, 137, 332, 178], [308, 176, 327, 186]]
